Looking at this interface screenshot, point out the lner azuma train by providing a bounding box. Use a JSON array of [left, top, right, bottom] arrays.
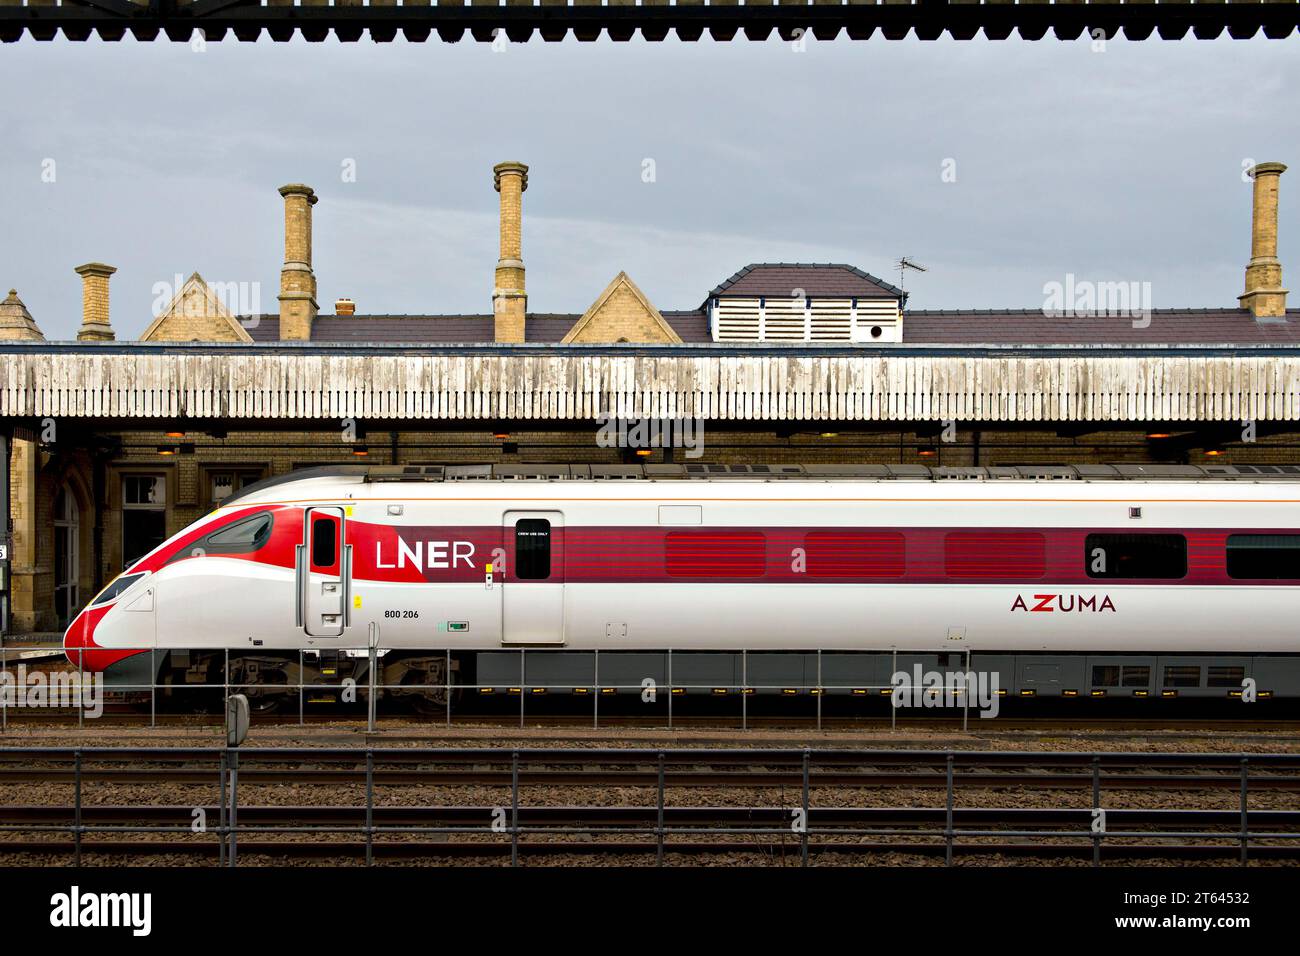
[[64, 462, 1300, 709]]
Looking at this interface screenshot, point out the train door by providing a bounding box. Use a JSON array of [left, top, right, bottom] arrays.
[[298, 506, 350, 638], [501, 511, 565, 645]]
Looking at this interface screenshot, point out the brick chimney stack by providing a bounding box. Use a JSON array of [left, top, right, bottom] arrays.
[[278, 183, 319, 340], [1239, 162, 1288, 320], [335, 298, 356, 316], [73, 262, 116, 341], [493, 161, 529, 344]]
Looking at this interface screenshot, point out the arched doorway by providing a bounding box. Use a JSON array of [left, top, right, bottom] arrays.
[[53, 487, 80, 627]]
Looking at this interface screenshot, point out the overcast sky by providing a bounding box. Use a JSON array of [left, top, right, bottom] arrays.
[[0, 33, 1297, 340]]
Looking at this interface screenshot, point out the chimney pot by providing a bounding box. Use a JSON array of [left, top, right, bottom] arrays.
[[492, 161, 529, 344], [73, 262, 116, 342], [1239, 161, 1288, 321]]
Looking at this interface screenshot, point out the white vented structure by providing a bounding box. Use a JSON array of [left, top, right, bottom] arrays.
[[710, 296, 903, 343]]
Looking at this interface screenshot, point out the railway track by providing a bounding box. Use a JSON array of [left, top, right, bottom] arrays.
[[5, 804, 1299, 862], [5, 709, 1300, 736], [2, 746, 1297, 790], [3, 746, 1294, 865], [8, 839, 1297, 862]]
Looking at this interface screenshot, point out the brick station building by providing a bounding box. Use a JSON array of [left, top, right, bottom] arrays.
[[0, 160, 1297, 634]]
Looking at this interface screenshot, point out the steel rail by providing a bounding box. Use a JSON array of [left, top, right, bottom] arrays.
[[1, 746, 1290, 866]]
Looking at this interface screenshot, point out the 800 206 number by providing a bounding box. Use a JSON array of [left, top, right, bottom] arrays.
[[384, 610, 419, 619]]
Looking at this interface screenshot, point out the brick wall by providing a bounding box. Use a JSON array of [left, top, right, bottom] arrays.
[[568, 282, 676, 344]]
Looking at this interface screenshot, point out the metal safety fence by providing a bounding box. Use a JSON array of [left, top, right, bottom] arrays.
[[1, 641, 1021, 732]]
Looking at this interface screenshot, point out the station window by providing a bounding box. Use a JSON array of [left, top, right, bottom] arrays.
[[1207, 666, 1247, 688], [944, 532, 1046, 579], [205, 467, 267, 509], [1163, 665, 1201, 688], [804, 531, 905, 577], [515, 519, 552, 580], [121, 473, 167, 569], [666, 531, 766, 578], [1226, 534, 1300, 579], [1085, 533, 1186, 579]]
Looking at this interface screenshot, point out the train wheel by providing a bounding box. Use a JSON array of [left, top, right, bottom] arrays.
[[401, 671, 449, 715]]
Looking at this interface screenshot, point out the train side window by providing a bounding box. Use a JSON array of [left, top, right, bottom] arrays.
[[805, 531, 905, 578], [515, 519, 551, 580], [1121, 666, 1151, 688], [1208, 666, 1246, 687], [311, 515, 338, 570], [90, 573, 146, 607], [944, 532, 1046, 579], [1163, 665, 1201, 688], [206, 513, 273, 553], [665, 531, 766, 578], [1226, 534, 1300, 579], [1085, 533, 1186, 579], [1091, 665, 1120, 687]]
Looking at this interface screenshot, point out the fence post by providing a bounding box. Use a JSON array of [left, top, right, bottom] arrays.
[[890, 648, 898, 732], [656, 751, 665, 867], [365, 749, 374, 867], [1092, 756, 1101, 867], [961, 647, 971, 732], [510, 750, 520, 867], [218, 749, 227, 867], [150, 646, 156, 728], [1240, 756, 1250, 866], [667, 649, 673, 731], [518, 650, 525, 730], [367, 622, 378, 734], [228, 748, 239, 868], [944, 752, 954, 866], [298, 649, 304, 726], [741, 648, 747, 731], [73, 749, 82, 867], [800, 748, 810, 867], [816, 649, 822, 731], [593, 649, 599, 730]]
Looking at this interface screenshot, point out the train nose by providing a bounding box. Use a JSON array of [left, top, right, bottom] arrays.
[[63, 603, 115, 672], [64, 605, 95, 668]]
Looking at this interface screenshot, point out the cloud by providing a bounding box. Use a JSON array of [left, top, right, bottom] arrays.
[[1, 34, 1296, 338]]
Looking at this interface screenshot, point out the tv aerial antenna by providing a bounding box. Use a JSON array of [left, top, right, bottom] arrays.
[[896, 257, 928, 299]]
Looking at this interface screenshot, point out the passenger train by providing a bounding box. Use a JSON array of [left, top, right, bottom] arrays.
[[62, 462, 1300, 709]]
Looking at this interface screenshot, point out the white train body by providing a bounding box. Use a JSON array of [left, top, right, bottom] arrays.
[[63, 464, 1300, 700]]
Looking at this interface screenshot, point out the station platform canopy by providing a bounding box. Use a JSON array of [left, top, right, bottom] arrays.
[[1, 0, 1297, 46]]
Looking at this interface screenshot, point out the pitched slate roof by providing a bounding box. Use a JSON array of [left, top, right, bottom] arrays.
[[244, 311, 716, 344], [903, 309, 1300, 346], [243, 307, 1300, 347], [708, 263, 905, 301], [233, 263, 1298, 349]]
